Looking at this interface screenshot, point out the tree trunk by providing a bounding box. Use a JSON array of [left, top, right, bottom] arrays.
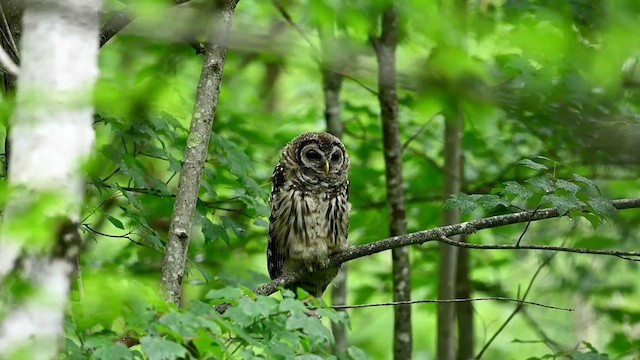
[[321, 61, 347, 354], [161, 0, 239, 305], [438, 101, 464, 360], [0, 0, 101, 357], [372, 6, 412, 360], [456, 235, 474, 359]]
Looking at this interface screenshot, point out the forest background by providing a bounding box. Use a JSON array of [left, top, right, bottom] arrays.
[[0, 0, 640, 359]]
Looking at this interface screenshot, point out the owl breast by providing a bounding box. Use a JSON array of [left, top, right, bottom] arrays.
[[268, 180, 350, 277]]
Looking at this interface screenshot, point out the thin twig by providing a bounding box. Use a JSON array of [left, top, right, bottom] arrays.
[[476, 252, 556, 359], [516, 204, 542, 246], [0, 2, 18, 58], [99, 0, 192, 47], [329, 297, 572, 312], [82, 224, 143, 246], [270, 0, 319, 55], [401, 113, 441, 152]]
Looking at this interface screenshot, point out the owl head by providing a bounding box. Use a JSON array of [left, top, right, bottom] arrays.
[[282, 132, 350, 186]]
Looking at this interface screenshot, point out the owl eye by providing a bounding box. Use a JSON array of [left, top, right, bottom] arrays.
[[305, 150, 321, 161], [331, 152, 341, 163]]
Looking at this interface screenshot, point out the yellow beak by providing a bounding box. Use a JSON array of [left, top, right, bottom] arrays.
[[324, 160, 330, 175]]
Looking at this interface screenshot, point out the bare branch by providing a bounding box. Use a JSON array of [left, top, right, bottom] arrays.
[[0, 42, 17, 75], [476, 252, 556, 359], [330, 297, 573, 312], [254, 197, 640, 296], [99, 0, 191, 47]]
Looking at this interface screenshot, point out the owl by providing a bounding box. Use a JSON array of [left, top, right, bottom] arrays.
[[267, 132, 351, 298]]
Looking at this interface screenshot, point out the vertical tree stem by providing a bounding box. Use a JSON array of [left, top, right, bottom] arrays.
[[438, 101, 464, 360], [161, 0, 239, 305], [321, 61, 347, 354], [373, 5, 412, 360]]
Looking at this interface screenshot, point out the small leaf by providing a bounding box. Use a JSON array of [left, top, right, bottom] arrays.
[[573, 174, 600, 192], [253, 218, 269, 228], [570, 352, 609, 360], [588, 198, 617, 219], [107, 216, 125, 230], [541, 194, 582, 215], [444, 193, 477, 214], [92, 344, 134, 360], [555, 179, 580, 195], [503, 181, 533, 199], [348, 346, 370, 360], [518, 158, 548, 170], [525, 176, 555, 193], [205, 287, 243, 301], [475, 194, 510, 210], [140, 337, 188, 360], [198, 214, 230, 244]]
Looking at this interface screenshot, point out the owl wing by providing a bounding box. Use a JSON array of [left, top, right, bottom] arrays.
[[267, 163, 286, 279]]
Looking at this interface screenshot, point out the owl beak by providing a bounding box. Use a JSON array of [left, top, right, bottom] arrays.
[[324, 160, 330, 175]]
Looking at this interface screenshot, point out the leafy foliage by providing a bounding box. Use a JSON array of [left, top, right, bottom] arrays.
[[1, 0, 637, 358], [64, 287, 361, 359]]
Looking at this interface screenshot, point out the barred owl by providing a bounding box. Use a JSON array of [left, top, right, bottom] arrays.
[[267, 132, 351, 298]]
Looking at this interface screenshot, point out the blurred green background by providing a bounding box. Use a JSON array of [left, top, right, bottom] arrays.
[[32, 0, 640, 358]]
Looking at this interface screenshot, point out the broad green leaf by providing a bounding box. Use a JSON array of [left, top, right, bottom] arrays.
[[573, 174, 600, 192], [570, 352, 609, 360], [92, 344, 134, 360], [518, 158, 548, 170], [444, 193, 477, 214], [555, 179, 580, 195], [503, 181, 533, 199], [525, 176, 555, 193], [205, 287, 243, 301], [541, 194, 582, 215], [588, 198, 617, 219], [198, 214, 230, 244], [140, 337, 187, 360]]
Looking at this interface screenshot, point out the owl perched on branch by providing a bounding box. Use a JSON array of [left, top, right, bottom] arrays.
[[267, 132, 351, 298]]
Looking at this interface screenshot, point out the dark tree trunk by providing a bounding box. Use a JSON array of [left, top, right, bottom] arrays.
[[161, 0, 239, 305], [456, 235, 474, 359], [322, 64, 347, 354], [438, 101, 464, 360], [372, 6, 412, 360]]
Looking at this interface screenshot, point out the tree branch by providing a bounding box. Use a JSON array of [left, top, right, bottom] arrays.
[[160, 0, 239, 306], [330, 297, 572, 312], [99, 0, 191, 47], [254, 197, 640, 296]]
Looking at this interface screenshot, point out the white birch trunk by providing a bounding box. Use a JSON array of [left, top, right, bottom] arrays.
[[0, 0, 101, 358]]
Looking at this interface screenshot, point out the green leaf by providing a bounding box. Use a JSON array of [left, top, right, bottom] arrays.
[[92, 344, 134, 360], [107, 215, 125, 230], [279, 297, 308, 314], [555, 179, 580, 195], [205, 287, 243, 301], [570, 352, 609, 360], [198, 214, 230, 244], [525, 176, 555, 193], [140, 337, 188, 360], [573, 174, 600, 192], [588, 198, 617, 219], [348, 346, 370, 360], [518, 158, 548, 170], [444, 193, 477, 214], [475, 194, 510, 210], [503, 181, 533, 200], [541, 194, 582, 215], [253, 218, 269, 228]]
